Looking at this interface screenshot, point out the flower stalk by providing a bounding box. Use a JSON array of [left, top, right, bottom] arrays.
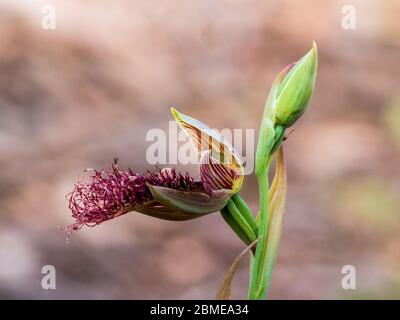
[[248, 164, 271, 299], [248, 42, 318, 299]]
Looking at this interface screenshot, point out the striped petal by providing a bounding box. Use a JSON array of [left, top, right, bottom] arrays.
[[199, 150, 243, 194]]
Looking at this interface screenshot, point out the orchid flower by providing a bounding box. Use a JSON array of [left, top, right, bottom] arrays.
[[65, 108, 249, 238]]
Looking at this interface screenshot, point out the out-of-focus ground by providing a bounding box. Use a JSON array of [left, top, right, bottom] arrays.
[[0, 0, 399, 299]]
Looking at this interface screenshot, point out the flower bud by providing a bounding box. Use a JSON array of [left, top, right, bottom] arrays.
[[273, 42, 318, 127]]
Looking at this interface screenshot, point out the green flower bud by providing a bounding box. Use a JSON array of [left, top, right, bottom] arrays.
[[273, 42, 318, 128]]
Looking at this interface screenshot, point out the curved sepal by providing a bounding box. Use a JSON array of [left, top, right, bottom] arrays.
[[135, 201, 201, 221], [171, 108, 244, 179], [147, 184, 233, 216]]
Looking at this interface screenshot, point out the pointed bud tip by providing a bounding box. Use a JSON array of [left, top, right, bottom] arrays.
[[312, 41, 317, 51], [308, 41, 318, 62], [303, 41, 317, 62]]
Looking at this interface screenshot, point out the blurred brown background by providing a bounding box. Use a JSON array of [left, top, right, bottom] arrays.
[[0, 0, 399, 299]]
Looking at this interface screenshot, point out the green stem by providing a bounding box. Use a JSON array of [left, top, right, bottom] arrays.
[[248, 167, 270, 300], [226, 200, 257, 242], [220, 207, 253, 245], [232, 194, 258, 237]]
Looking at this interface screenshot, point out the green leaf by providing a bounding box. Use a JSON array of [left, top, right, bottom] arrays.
[[216, 238, 258, 300]]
